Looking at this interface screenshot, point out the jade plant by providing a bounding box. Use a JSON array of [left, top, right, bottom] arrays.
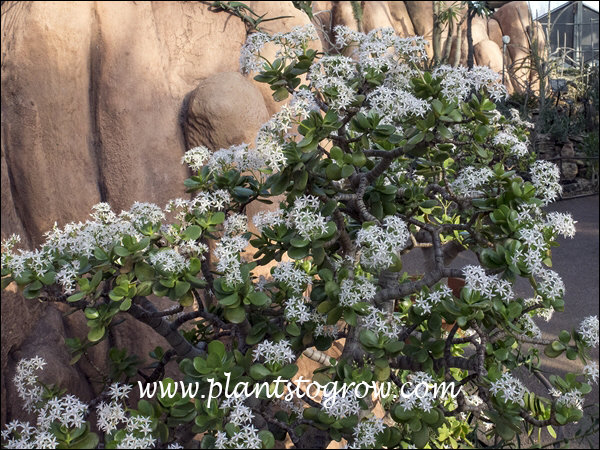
[[1, 24, 598, 449]]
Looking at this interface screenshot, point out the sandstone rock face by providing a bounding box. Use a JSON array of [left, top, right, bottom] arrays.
[[387, 1, 416, 37], [403, 1, 434, 59], [492, 1, 533, 93], [0, 0, 251, 424], [471, 15, 489, 47], [474, 39, 514, 93], [246, 1, 323, 115], [486, 16, 514, 91], [487, 17, 504, 47], [474, 39, 502, 71], [362, 1, 396, 33]]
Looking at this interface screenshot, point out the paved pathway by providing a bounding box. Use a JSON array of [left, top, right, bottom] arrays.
[[405, 194, 599, 446], [464, 195, 599, 447]]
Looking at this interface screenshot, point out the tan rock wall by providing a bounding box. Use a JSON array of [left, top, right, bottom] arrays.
[[0, 0, 250, 424]]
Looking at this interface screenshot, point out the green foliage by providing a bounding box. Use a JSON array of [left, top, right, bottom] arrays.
[[1, 21, 597, 450]]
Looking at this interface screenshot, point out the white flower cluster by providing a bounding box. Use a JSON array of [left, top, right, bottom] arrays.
[[91, 202, 118, 223], [214, 235, 249, 286], [252, 208, 286, 232], [96, 383, 132, 433], [396, 372, 437, 412], [37, 395, 88, 431], [240, 24, 318, 74], [1, 233, 21, 252], [530, 160, 562, 205], [121, 202, 165, 229], [339, 276, 376, 307], [312, 311, 340, 338], [515, 203, 543, 223], [583, 362, 599, 384], [493, 129, 529, 158], [239, 32, 271, 73], [4, 202, 156, 282], [523, 295, 554, 321], [1, 421, 58, 449], [178, 240, 209, 259], [451, 166, 494, 197], [272, 261, 312, 293], [255, 95, 315, 172], [367, 86, 429, 125], [284, 295, 312, 324], [348, 417, 385, 449], [272, 397, 305, 417], [534, 269, 565, 301], [215, 424, 262, 449], [43, 219, 103, 261], [13, 357, 46, 412], [509, 108, 534, 129], [332, 24, 362, 48], [222, 396, 255, 427], [193, 190, 232, 213], [240, 24, 319, 73], [181, 146, 211, 172], [518, 314, 542, 338], [97, 383, 155, 449], [290, 88, 320, 116], [253, 339, 295, 367], [208, 143, 265, 174], [556, 389, 584, 411], [433, 65, 507, 102], [333, 26, 427, 70], [545, 212, 577, 239], [414, 285, 453, 314], [321, 389, 360, 419], [489, 373, 528, 406], [463, 265, 513, 301], [356, 216, 409, 270], [165, 190, 232, 222], [516, 226, 548, 274], [363, 305, 405, 339], [223, 213, 248, 236], [0, 234, 22, 275], [308, 55, 357, 111], [289, 195, 329, 240], [3, 357, 97, 450], [149, 248, 189, 274], [55, 260, 80, 294], [578, 316, 599, 348]]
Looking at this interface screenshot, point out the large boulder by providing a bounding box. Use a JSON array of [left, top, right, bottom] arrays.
[[362, 1, 396, 33], [528, 21, 546, 92], [183, 71, 278, 274], [474, 39, 514, 93], [471, 15, 489, 47], [185, 72, 270, 150], [403, 1, 434, 59], [493, 1, 532, 93], [487, 17, 504, 47], [388, 1, 416, 37]]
